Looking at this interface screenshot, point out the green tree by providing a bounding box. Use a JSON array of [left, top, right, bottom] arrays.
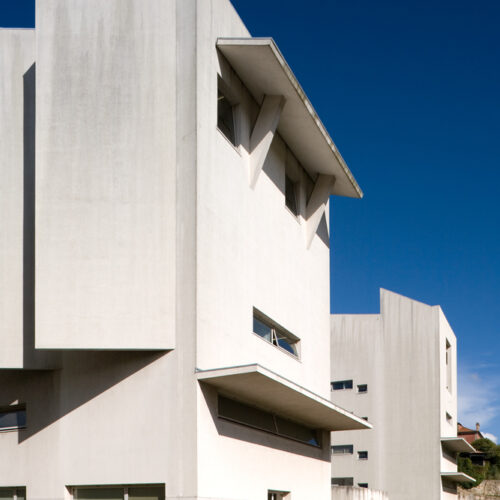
[[458, 438, 500, 489]]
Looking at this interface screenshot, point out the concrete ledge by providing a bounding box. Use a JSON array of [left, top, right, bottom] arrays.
[[441, 472, 476, 484], [197, 363, 372, 431], [441, 437, 477, 454]]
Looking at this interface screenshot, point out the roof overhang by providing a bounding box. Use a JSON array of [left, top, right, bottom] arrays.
[[217, 38, 363, 199], [441, 472, 476, 484], [441, 437, 476, 454], [197, 364, 372, 431]]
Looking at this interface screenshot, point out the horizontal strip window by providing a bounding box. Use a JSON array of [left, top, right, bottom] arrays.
[[331, 478, 353, 486], [218, 395, 319, 447], [72, 485, 165, 500], [253, 308, 300, 358], [0, 488, 26, 500], [331, 445, 353, 455], [331, 380, 352, 391], [0, 405, 26, 431]]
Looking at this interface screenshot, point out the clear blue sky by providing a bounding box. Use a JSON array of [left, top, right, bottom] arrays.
[[2, 0, 499, 440]]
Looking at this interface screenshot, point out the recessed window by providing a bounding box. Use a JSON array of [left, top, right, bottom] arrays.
[[218, 395, 320, 447], [268, 491, 289, 500], [331, 380, 353, 391], [0, 487, 26, 500], [72, 486, 165, 499], [217, 86, 236, 146], [331, 478, 353, 486], [358, 451, 368, 460], [0, 405, 26, 431], [331, 445, 353, 455], [358, 483, 369, 488], [253, 309, 299, 358], [446, 339, 452, 392], [285, 174, 298, 216], [446, 412, 453, 425], [357, 384, 368, 393]]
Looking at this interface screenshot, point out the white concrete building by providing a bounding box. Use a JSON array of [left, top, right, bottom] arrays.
[[0, 1, 370, 499], [330, 289, 475, 500]]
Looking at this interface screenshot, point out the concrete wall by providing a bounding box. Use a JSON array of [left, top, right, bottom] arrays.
[[331, 487, 389, 500], [35, 0, 177, 350], [0, 29, 55, 369], [331, 289, 453, 499]]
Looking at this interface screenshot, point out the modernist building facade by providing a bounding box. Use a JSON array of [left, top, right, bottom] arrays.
[[0, 1, 370, 499], [329, 289, 475, 500]]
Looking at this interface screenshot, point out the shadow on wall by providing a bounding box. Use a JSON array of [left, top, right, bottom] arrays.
[[200, 383, 331, 462], [0, 350, 167, 444]]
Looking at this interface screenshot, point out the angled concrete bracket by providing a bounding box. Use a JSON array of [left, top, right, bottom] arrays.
[[305, 174, 336, 248], [249, 95, 285, 188]]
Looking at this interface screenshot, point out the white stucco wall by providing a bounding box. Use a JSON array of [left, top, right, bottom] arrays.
[[331, 289, 460, 500], [35, 0, 177, 350]]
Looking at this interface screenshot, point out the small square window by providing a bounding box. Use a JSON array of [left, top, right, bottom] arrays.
[[358, 483, 369, 488], [217, 87, 236, 146], [331, 380, 353, 391], [357, 384, 368, 393], [358, 451, 368, 460]]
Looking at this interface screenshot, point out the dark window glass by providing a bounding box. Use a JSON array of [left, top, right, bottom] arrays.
[[217, 89, 236, 145], [0, 488, 26, 500], [331, 445, 353, 455], [285, 174, 298, 215], [357, 384, 368, 393], [129, 486, 165, 500], [218, 396, 319, 447], [358, 451, 368, 460], [253, 310, 299, 358], [74, 489, 123, 500], [331, 478, 354, 486], [331, 380, 353, 390], [275, 416, 319, 447], [0, 406, 26, 430], [358, 483, 369, 488]]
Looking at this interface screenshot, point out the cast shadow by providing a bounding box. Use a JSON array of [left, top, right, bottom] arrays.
[[200, 383, 331, 463]]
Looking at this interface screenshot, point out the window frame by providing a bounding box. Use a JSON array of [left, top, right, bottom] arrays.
[[252, 308, 300, 359], [331, 380, 353, 391], [217, 78, 238, 148], [358, 450, 368, 460], [70, 485, 165, 500], [331, 478, 354, 487], [0, 487, 26, 500], [357, 384, 368, 394], [331, 444, 354, 455], [0, 404, 26, 432]]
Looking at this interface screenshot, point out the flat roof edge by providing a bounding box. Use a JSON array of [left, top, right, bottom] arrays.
[[217, 37, 363, 199]]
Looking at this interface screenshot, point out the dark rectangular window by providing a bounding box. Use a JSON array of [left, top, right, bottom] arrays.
[[0, 488, 26, 500], [217, 87, 236, 146], [358, 451, 368, 460], [331, 380, 353, 391], [358, 483, 369, 488], [0, 405, 26, 431], [331, 478, 353, 486], [73, 486, 165, 500], [331, 445, 353, 455], [285, 174, 298, 216], [357, 384, 368, 393], [218, 395, 319, 447], [253, 309, 299, 358]]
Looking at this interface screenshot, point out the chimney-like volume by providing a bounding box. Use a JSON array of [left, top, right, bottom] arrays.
[[476, 422, 481, 431]]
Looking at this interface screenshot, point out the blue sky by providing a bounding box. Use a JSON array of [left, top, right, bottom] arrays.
[[2, 0, 499, 440]]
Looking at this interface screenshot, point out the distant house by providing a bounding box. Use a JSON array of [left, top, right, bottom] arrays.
[[458, 423, 485, 445]]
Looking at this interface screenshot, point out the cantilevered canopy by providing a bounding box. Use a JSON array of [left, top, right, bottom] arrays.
[[217, 38, 363, 199], [441, 437, 476, 454], [197, 364, 371, 431], [441, 472, 476, 484]]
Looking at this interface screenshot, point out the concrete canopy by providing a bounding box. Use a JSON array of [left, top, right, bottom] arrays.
[[441, 437, 476, 454], [197, 364, 372, 431], [441, 472, 476, 484], [216, 38, 363, 199]]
